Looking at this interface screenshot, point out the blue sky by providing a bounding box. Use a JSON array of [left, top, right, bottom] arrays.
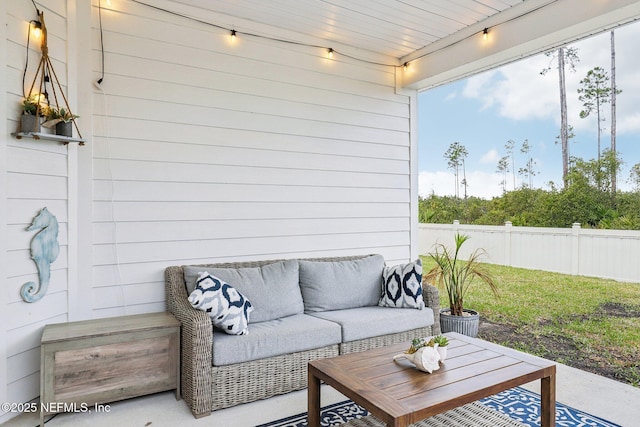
[[418, 21, 640, 199]]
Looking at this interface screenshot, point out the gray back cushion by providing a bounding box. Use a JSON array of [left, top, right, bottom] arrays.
[[298, 255, 385, 312], [183, 259, 302, 323]]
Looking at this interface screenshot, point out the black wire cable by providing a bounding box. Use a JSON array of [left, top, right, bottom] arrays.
[[25, 0, 564, 97], [23, 0, 41, 97], [22, 23, 32, 98], [127, 0, 400, 68], [97, 0, 105, 84], [126, 0, 561, 69], [406, 0, 561, 64]]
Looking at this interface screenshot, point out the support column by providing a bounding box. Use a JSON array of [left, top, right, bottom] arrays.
[[68, 0, 93, 320]]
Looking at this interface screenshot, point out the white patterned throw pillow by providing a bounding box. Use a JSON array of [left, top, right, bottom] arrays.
[[188, 271, 254, 335], [378, 259, 425, 309]]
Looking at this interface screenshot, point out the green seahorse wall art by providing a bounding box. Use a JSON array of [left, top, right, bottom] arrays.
[[21, 207, 60, 303]]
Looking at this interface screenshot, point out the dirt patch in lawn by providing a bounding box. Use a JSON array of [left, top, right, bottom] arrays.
[[597, 302, 640, 318], [477, 308, 640, 387]]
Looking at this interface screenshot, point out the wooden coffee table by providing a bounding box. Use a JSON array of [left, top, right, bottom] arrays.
[[308, 332, 556, 427]]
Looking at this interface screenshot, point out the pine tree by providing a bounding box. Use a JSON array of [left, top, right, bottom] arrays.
[[517, 140, 537, 188], [541, 47, 579, 188], [578, 66, 620, 162], [610, 31, 618, 193], [629, 163, 640, 193], [444, 142, 468, 199], [505, 139, 516, 190], [496, 156, 509, 193]]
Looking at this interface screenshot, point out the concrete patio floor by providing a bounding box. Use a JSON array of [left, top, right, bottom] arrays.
[[2, 361, 639, 427]]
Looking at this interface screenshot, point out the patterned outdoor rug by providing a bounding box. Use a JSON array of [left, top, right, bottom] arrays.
[[257, 386, 620, 427]]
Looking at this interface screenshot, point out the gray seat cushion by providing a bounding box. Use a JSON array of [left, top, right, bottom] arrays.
[[212, 314, 341, 366], [298, 255, 385, 312], [183, 259, 303, 323], [309, 306, 434, 342]]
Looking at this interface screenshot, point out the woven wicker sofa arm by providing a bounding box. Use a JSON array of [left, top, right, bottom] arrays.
[[165, 266, 213, 417], [422, 282, 441, 335]]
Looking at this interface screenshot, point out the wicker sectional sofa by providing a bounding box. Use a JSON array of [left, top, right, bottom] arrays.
[[165, 254, 441, 418]]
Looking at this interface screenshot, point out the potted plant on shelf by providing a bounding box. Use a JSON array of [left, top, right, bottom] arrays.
[[424, 233, 498, 337], [43, 107, 79, 137], [20, 95, 44, 133]]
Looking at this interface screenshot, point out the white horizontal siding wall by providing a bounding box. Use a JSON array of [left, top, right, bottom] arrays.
[[0, 1, 415, 421], [419, 223, 640, 283], [2, 0, 72, 418], [87, 1, 413, 317]]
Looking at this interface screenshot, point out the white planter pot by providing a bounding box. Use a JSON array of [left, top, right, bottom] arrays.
[[437, 346, 448, 362]]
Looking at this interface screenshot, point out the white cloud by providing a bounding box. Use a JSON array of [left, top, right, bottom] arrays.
[[618, 112, 640, 133], [463, 56, 558, 120], [480, 149, 499, 164], [461, 70, 498, 110], [460, 23, 640, 136], [444, 91, 457, 101], [419, 170, 505, 199], [419, 171, 455, 197], [419, 22, 640, 192]]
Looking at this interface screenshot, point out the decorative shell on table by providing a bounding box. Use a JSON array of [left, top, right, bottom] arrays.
[[393, 344, 441, 373]]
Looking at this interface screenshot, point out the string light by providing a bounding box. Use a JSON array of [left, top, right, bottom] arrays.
[[403, 62, 409, 70], [127, 0, 398, 66], [230, 29, 236, 41], [92, 0, 562, 70], [31, 20, 42, 38]]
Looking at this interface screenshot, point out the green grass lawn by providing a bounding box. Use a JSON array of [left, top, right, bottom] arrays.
[[420, 257, 640, 387]]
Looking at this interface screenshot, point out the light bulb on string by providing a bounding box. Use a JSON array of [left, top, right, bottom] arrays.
[[482, 28, 489, 41], [230, 29, 237, 41], [31, 20, 42, 38], [327, 48, 334, 59], [403, 62, 409, 70]]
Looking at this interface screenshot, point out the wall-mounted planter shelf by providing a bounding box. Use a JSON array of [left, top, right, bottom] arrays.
[[12, 132, 85, 145]]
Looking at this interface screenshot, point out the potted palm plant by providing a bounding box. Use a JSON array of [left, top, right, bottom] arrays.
[[424, 233, 498, 337]]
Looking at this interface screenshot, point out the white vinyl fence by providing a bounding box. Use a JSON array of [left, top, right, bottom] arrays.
[[418, 221, 640, 283]]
